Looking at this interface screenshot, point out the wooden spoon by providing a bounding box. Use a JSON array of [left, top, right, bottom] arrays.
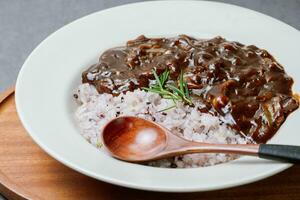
[[102, 116, 300, 163]]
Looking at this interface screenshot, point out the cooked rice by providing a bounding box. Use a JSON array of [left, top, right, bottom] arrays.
[[74, 83, 249, 168]]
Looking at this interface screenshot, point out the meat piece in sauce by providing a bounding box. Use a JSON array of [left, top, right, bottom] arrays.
[[82, 35, 189, 95], [82, 35, 299, 143]]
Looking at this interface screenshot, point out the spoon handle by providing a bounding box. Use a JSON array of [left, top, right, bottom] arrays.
[[258, 144, 300, 163], [175, 143, 300, 163]]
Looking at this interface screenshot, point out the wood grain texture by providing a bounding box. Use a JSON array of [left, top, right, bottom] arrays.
[[0, 90, 300, 200]]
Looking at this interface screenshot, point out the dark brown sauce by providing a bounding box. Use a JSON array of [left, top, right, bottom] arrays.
[[82, 35, 299, 143]]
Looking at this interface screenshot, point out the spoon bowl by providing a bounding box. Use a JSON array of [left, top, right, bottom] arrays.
[[102, 116, 167, 161]]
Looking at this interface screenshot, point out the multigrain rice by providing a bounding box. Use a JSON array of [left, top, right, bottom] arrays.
[[75, 83, 249, 168]]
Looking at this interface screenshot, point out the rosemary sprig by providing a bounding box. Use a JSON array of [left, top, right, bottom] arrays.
[[142, 69, 193, 107]]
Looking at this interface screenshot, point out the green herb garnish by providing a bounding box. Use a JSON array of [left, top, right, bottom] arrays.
[[142, 69, 193, 107]]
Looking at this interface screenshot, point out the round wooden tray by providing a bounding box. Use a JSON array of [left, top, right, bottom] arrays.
[[0, 88, 300, 200]]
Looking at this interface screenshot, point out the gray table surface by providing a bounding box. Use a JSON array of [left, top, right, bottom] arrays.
[[0, 0, 299, 199]]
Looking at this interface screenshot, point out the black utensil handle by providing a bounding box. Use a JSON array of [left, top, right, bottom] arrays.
[[258, 144, 300, 163]]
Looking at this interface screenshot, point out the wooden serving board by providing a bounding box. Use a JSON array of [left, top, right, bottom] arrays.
[[0, 88, 300, 200]]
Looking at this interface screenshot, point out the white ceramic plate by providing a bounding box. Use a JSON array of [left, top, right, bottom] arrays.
[[16, 1, 300, 192]]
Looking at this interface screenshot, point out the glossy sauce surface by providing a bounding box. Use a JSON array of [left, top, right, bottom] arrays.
[[82, 35, 299, 143]]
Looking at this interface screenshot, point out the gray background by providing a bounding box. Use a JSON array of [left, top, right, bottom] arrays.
[[0, 0, 299, 199]]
